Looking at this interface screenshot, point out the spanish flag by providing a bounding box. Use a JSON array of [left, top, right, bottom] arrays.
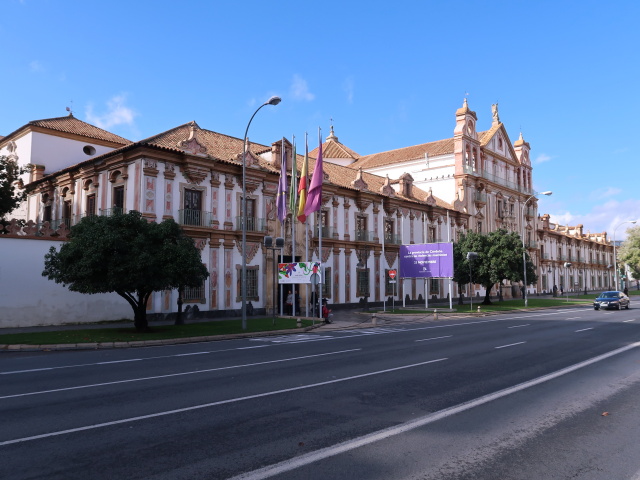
[[297, 134, 309, 223]]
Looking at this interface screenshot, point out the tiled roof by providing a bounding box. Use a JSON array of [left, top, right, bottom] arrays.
[[27, 114, 132, 145], [256, 150, 452, 209], [309, 131, 360, 160], [349, 137, 455, 170], [27, 120, 451, 209], [139, 121, 267, 164]]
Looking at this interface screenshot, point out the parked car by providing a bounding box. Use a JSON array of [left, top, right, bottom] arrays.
[[593, 291, 630, 310]]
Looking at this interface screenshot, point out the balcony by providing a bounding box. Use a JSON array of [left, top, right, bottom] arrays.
[[384, 232, 402, 244], [355, 230, 374, 242], [463, 165, 533, 195], [235, 215, 267, 232], [474, 192, 487, 208], [524, 207, 535, 219], [314, 225, 337, 238], [179, 209, 213, 227], [99, 207, 125, 216]]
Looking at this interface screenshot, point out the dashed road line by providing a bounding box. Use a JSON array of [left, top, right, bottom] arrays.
[[495, 341, 526, 349]]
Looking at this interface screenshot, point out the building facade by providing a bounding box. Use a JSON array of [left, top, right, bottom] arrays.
[[0, 101, 615, 321]]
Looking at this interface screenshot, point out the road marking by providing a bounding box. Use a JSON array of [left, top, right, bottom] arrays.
[[0, 345, 269, 376], [415, 335, 452, 342], [565, 317, 582, 320], [0, 357, 447, 446], [494, 342, 526, 349], [0, 349, 361, 401], [227, 342, 640, 480], [575, 327, 594, 332], [249, 334, 335, 344], [623, 319, 636, 323], [507, 324, 530, 329]]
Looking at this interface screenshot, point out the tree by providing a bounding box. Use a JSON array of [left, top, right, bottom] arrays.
[[453, 229, 537, 304], [42, 211, 209, 331], [0, 155, 27, 218], [618, 226, 640, 285]]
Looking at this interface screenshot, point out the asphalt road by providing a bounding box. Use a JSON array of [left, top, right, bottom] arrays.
[[2, 306, 640, 479]]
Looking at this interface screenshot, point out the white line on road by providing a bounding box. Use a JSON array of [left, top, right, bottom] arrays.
[[227, 342, 640, 480], [507, 324, 530, 329], [0, 349, 361, 401], [0, 357, 448, 446], [565, 317, 582, 320], [623, 319, 636, 323], [0, 345, 269, 375], [575, 328, 594, 332], [415, 335, 452, 342], [494, 342, 526, 349]]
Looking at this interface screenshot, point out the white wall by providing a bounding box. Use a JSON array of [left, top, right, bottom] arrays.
[[0, 238, 132, 328]]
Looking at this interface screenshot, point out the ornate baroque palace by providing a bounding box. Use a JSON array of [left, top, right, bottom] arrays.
[[0, 100, 615, 321]]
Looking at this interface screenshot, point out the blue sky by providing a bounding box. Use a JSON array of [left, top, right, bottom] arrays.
[[2, 0, 639, 239]]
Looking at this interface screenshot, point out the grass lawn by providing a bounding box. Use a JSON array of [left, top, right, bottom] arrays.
[[0, 317, 315, 346]]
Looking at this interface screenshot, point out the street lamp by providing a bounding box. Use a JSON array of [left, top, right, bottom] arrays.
[[242, 96, 281, 330], [613, 220, 637, 292], [466, 252, 478, 311], [522, 191, 552, 307], [264, 236, 284, 325]]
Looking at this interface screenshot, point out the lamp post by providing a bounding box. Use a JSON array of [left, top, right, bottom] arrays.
[[466, 252, 478, 311], [264, 236, 284, 325], [613, 220, 637, 292], [241, 96, 281, 330], [522, 191, 552, 307]]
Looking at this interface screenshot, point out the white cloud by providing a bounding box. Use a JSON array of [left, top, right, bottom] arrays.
[[534, 153, 552, 164], [589, 187, 622, 200], [343, 76, 355, 104], [29, 60, 44, 73], [548, 198, 640, 240], [290, 74, 315, 101], [85, 95, 137, 130]]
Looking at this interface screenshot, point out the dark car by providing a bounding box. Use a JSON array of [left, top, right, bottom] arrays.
[[593, 291, 630, 310]]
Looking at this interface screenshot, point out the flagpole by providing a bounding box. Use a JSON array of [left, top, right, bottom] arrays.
[[424, 211, 428, 310], [290, 136, 297, 317], [318, 127, 323, 319], [447, 210, 453, 310], [304, 132, 309, 317]]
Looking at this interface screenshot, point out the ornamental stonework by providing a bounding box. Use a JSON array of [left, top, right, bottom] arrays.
[[182, 166, 208, 185]]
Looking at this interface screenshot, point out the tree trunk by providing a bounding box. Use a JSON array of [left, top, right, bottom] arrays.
[[134, 301, 149, 332], [482, 284, 493, 305]]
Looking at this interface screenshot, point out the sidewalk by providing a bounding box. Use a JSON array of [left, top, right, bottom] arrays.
[[0, 306, 469, 352]]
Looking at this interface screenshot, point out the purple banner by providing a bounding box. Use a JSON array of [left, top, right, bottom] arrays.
[[399, 243, 454, 278]]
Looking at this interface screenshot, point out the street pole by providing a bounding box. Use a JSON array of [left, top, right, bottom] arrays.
[[241, 96, 281, 330]]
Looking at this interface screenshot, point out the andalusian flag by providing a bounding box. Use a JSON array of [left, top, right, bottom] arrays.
[[276, 138, 288, 223], [288, 139, 297, 216], [297, 135, 308, 223]]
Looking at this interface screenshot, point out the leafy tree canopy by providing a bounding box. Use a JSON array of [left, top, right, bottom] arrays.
[[42, 211, 209, 331], [0, 156, 27, 218], [618, 225, 640, 283], [453, 229, 537, 304]]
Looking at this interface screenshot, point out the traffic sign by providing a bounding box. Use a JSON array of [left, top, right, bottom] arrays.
[[389, 269, 397, 279]]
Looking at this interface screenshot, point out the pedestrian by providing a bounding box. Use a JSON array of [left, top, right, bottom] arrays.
[[624, 286, 629, 296], [322, 299, 332, 324], [286, 290, 293, 316], [553, 285, 558, 298], [560, 286, 564, 296]]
